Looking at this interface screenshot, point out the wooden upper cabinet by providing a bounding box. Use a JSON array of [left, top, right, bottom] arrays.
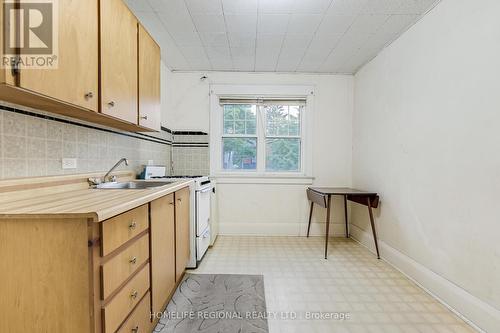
[[138, 25, 161, 131], [100, 0, 138, 124], [175, 187, 191, 283], [17, 0, 98, 111], [150, 194, 176, 315]]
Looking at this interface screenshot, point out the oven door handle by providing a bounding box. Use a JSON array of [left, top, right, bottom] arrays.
[[198, 187, 212, 193]]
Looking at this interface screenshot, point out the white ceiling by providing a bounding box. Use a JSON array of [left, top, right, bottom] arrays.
[[126, 0, 440, 73]]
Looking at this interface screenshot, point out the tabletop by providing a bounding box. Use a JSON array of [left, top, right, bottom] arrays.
[[308, 187, 378, 196]]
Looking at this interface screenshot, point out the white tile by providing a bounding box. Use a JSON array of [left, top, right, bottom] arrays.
[[326, 0, 369, 16], [169, 31, 202, 47], [225, 13, 258, 34], [222, 0, 258, 13], [255, 48, 280, 71], [232, 56, 255, 71], [287, 14, 322, 33], [292, 0, 332, 14], [148, 0, 184, 13], [256, 34, 284, 49], [157, 11, 197, 34], [205, 46, 232, 59], [396, 0, 438, 14], [308, 33, 342, 51], [124, 0, 152, 12], [362, 0, 403, 14], [199, 32, 229, 47], [348, 14, 390, 34], [258, 0, 296, 14], [228, 32, 256, 48], [316, 15, 356, 35], [258, 14, 290, 34], [231, 47, 255, 58], [185, 0, 223, 14], [192, 14, 226, 32], [376, 14, 419, 38], [282, 33, 313, 49], [178, 46, 208, 61]]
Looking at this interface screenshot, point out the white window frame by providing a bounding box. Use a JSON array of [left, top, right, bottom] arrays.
[[210, 84, 314, 179]]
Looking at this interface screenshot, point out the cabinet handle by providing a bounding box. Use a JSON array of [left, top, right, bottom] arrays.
[[129, 221, 137, 230], [140, 115, 148, 120], [129, 256, 137, 264], [169, 202, 174, 205], [130, 290, 138, 299], [85, 92, 93, 99], [177, 198, 182, 202], [108, 101, 115, 107], [131, 326, 139, 333]]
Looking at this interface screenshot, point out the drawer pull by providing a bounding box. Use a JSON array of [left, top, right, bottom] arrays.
[[130, 290, 138, 300], [177, 198, 182, 202], [129, 256, 137, 264], [129, 221, 137, 230], [131, 326, 139, 333]]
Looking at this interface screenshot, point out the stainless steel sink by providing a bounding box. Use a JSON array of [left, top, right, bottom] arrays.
[[95, 181, 174, 189]]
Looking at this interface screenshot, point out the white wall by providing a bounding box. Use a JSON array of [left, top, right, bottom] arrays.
[[352, 0, 500, 331], [164, 71, 353, 236]]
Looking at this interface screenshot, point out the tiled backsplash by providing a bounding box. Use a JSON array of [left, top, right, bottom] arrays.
[[172, 133, 209, 176], [0, 101, 172, 179]]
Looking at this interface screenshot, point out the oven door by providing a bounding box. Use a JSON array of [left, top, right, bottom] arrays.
[[196, 186, 211, 236]]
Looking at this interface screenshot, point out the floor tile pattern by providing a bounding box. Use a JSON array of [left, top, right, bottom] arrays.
[[191, 236, 476, 333]]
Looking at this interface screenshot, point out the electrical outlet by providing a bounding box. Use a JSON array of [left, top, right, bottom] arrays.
[[62, 158, 77, 169]]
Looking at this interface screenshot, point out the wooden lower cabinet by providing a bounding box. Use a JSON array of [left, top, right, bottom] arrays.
[[175, 187, 191, 282], [0, 187, 190, 333], [150, 194, 176, 315]]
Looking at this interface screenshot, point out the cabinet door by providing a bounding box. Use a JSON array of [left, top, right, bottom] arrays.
[[150, 194, 176, 315], [138, 25, 161, 131], [175, 187, 190, 282], [100, 0, 138, 124], [18, 0, 98, 111]]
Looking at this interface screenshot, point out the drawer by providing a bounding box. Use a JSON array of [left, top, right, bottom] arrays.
[[101, 205, 148, 256], [116, 292, 152, 333], [101, 234, 150, 300], [103, 264, 150, 333]]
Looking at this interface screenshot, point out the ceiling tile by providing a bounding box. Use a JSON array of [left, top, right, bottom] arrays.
[[257, 34, 285, 48], [362, 0, 402, 14], [326, 0, 369, 16], [205, 46, 232, 60], [282, 34, 313, 49], [170, 31, 203, 47], [348, 14, 390, 34], [255, 48, 280, 71], [308, 33, 343, 51], [276, 52, 303, 71], [376, 14, 419, 37], [222, 0, 258, 13], [292, 0, 332, 14], [191, 14, 226, 32], [396, 0, 438, 14], [185, 0, 223, 14], [178, 46, 208, 61], [157, 11, 197, 34], [231, 47, 255, 58], [124, 0, 152, 12], [259, 0, 296, 14], [258, 14, 290, 34], [199, 32, 229, 47], [148, 0, 184, 13], [316, 15, 356, 34], [225, 14, 258, 34], [287, 14, 323, 33], [228, 32, 256, 48]]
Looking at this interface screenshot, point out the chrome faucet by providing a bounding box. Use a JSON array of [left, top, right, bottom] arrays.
[[88, 158, 129, 187]]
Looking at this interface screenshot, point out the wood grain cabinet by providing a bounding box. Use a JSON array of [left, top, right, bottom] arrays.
[[138, 24, 161, 131], [17, 0, 99, 112], [175, 187, 191, 282], [150, 194, 176, 315], [100, 0, 138, 124], [0, 186, 191, 333]]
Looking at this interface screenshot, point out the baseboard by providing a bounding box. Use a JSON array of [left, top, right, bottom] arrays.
[[349, 224, 499, 333], [219, 222, 347, 237]]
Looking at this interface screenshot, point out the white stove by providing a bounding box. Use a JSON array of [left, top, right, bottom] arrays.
[[142, 166, 212, 268]]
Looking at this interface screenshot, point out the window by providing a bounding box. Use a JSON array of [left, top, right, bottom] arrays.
[[220, 99, 305, 173]]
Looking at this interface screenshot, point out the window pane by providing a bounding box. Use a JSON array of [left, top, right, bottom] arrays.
[[224, 104, 256, 135], [266, 138, 301, 172], [223, 138, 257, 170], [264, 105, 301, 137]]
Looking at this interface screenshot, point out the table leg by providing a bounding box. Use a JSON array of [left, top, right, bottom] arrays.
[[367, 197, 380, 259], [307, 201, 314, 237], [344, 195, 349, 238], [324, 195, 332, 259]]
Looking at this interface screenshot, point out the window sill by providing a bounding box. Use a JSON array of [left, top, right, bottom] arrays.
[[211, 174, 315, 185]]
